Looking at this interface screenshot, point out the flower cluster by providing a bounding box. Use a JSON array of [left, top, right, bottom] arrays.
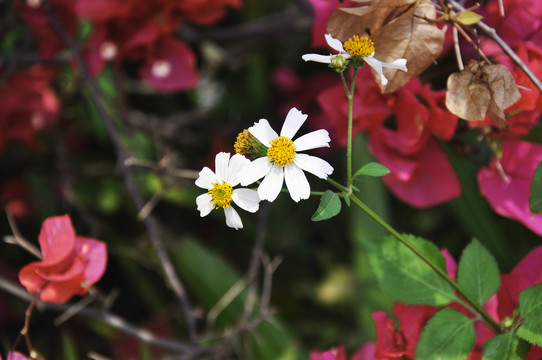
[[19, 215, 107, 304], [195, 107, 334, 229], [15, 0, 241, 92], [297, 19, 542, 234]]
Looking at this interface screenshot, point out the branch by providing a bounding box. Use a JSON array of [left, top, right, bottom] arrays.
[[42, 1, 199, 345], [448, 0, 542, 93], [0, 276, 206, 356]]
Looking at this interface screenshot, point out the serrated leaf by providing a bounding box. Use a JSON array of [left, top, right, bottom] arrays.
[[365, 235, 457, 305], [354, 162, 390, 178], [312, 190, 342, 221], [517, 283, 542, 346], [456, 10, 483, 25], [529, 160, 542, 214], [457, 239, 500, 306], [417, 308, 475, 360], [519, 283, 542, 318], [482, 332, 522, 360], [517, 318, 542, 347]]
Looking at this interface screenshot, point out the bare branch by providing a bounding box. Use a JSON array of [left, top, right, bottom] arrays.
[[449, 0, 542, 93]]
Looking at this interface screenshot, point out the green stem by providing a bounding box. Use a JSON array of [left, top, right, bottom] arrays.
[[341, 68, 359, 190], [328, 175, 502, 334]]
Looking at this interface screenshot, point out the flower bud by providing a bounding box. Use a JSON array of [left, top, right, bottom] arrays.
[[329, 54, 348, 72], [234, 130, 267, 159]]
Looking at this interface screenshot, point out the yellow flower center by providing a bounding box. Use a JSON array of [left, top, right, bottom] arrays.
[[343, 35, 375, 59], [267, 136, 296, 167], [208, 181, 233, 209]]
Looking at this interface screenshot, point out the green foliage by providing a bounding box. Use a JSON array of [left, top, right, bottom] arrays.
[[457, 239, 500, 306], [353, 162, 390, 178], [173, 239, 295, 359], [482, 332, 524, 360], [517, 283, 542, 347], [364, 235, 457, 305], [416, 308, 475, 360], [529, 160, 542, 214], [312, 190, 342, 221]]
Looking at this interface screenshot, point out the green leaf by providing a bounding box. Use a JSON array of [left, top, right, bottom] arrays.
[[529, 160, 542, 214], [312, 190, 342, 221], [353, 162, 390, 178], [482, 332, 523, 360], [517, 283, 542, 346], [519, 283, 542, 318], [365, 235, 457, 305], [417, 308, 475, 360], [456, 10, 483, 25], [457, 239, 500, 306]]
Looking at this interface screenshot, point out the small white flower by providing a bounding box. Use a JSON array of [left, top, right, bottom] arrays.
[[302, 33, 408, 85], [196, 152, 260, 230], [238, 107, 334, 203]]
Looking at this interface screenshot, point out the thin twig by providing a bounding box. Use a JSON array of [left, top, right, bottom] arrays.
[[0, 276, 203, 356], [4, 212, 42, 259], [42, 1, 199, 345], [452, 26, 464, 71], [449, 0, 542, 92]]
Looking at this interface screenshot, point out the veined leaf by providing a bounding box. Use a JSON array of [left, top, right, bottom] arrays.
[[457, 239, 500, 306], [365, 235, 457, 305], [353, 162, 390, 178], [312, 190, 342, 221], [417, 308, 475, 360]]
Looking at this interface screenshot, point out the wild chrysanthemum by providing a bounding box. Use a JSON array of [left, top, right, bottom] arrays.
[[302, 33, 408, 85], [196, 152, 260, 230], [237, 107, 333, 202]]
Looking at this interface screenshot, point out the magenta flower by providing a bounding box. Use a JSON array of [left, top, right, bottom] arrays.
[[478, 139, 542, 235]]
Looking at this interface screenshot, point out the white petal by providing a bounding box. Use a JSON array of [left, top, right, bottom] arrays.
[[214, 152, 230, 182], [195, 167, 216, 189], [196, 193, 214, 217], [258, 165, 284, 202], [364, 55, 408, 85], [301, 54, 333, 63], [224, 206, 243, 230], [325, 33, 345, 53], [384, 58, 408, 72], [232, 188, 260, 213], [284, 164, 310, 202], [293, 153, 334, 179], [227, 153, 250, 186], [239, 157, 272, 186], [363, 56, 389, 85], [280, 107, 308, 139], [294, 129, 331, 151], [248, 119, 278, 146]]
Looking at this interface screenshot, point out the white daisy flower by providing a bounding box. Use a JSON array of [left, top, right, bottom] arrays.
[[302, 33, 408, 85], [196, 152, 260, 230], [238, 107, 334, 203]]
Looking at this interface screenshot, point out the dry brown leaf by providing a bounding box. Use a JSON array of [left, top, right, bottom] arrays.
[[445, 61, 521, 127], [372, 0, 445, 93], [327, 0, 445, 93], [375, 0, 418, 7]]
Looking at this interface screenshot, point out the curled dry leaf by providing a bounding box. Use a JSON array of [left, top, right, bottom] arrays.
[[445, 61, 521, 128], [328, 0, 445, 93]]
